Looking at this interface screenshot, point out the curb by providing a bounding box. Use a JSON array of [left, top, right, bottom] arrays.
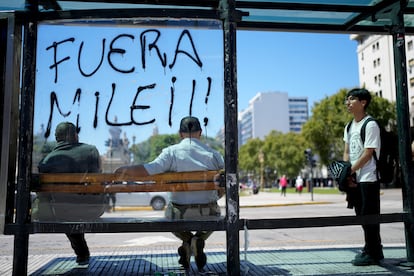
[[112, 201, 333, 212]]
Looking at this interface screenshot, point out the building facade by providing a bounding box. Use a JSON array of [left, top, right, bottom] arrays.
[[289, 97, 309, 132], [238, 92, 308, 146], [351, 34, 414, 125]]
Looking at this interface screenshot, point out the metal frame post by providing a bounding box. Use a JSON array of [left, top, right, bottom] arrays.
[[12, 1, 38, 275], [391, 0, 414, 266], [221, 0, 240, 274]]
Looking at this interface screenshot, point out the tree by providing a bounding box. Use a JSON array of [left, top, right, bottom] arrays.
[[238, 131, 308, 182], [302, 88, 396, 166], [238, 138, 264, 176], [262, 131, 308, 179]]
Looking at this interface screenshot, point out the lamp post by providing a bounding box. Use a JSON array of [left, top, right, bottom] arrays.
[[304, 148, 314, 201], [258, 150, 264, 190]]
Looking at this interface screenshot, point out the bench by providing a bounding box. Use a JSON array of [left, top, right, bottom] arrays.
[[31, 170, 224, 193], [30, 170, 225, 222]]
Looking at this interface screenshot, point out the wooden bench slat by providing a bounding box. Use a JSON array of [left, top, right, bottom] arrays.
[[32, 171, 222, 193], [36, 182, 218, 193], [38, 170, 219, 183]]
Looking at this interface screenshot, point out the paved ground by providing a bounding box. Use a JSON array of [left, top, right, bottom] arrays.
[[2, 189, 414, 275], [1, 245, 412, 275]]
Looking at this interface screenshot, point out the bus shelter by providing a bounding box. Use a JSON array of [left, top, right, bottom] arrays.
[[1, 1, 414, 275]]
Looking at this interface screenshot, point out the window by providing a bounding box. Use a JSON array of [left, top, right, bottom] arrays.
[[409, 59, 414, 73], [375, 90, 383, 97], [408, 40, 413, 51], [372, 41, 380, 52], [410, 77, 414, 87]]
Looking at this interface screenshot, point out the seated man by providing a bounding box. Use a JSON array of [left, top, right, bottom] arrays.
[[32, 122, 106, 265], [115, 116, 224, 271]]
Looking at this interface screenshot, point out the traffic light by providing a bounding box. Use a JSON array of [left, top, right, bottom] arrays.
[[304, 148, 316, 167], [304, 148, 312, 162]]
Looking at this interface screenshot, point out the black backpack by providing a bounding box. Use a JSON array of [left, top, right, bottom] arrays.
[[346, 117, 398, 184]]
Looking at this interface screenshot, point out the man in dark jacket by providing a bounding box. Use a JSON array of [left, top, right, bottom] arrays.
[[34, 122, 104, 265]]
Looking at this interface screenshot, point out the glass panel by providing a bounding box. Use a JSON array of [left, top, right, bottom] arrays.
[[46, 1, 208, 12], [31, 18, 225, 223], [237, 0, 376, 4], [0, 0, 25, 11], [243, 9, 354, 24]]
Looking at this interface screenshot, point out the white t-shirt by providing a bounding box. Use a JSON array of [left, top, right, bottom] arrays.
[[343, 116, 380, 183]]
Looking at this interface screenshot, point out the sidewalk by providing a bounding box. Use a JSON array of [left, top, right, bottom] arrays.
[[227, 189, 339, 208], [2, 189, 412, 275], [1, 245, 411, 275]]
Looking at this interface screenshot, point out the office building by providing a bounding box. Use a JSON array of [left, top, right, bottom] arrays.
[[289, 97, 309, 132], [238, 92, 308, 146], [351, 34, 414, 125]]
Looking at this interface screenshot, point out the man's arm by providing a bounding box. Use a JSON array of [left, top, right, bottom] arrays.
[[114, 165, 150, 177], [343, 143, 350, 162], [350, 148, 375, 174]]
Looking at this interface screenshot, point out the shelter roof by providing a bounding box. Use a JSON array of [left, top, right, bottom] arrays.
[[1, 0, 414, 34]]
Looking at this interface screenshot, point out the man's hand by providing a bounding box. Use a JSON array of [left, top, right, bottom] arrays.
[[347, 173, 357, 188], [214, 172, 225, 198]]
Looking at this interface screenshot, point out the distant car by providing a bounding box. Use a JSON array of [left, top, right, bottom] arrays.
[[115, 192, 169, 211]]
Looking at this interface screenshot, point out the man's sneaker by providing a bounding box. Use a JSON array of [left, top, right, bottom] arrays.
[[178, 242, 191, 269], [352, 252, 379, 266], [191, 236, 207, 270], [76, 255, 90, 265]]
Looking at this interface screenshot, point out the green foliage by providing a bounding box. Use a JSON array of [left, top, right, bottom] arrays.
[[238, 138, 264, 175], [302, 89, 351, 165], [263, 131, 308, 179], [366, 94, 397, 131], [238, 131, 307, 180]]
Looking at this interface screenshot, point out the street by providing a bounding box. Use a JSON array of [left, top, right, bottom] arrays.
[[0, 189, 407, 257]]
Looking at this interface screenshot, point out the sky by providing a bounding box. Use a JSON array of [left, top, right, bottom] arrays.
[[33, 22, 360, 155], [236, 31, 359, 112]]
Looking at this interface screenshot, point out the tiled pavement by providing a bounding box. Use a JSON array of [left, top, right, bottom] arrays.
[[1, 245, 413, 275]]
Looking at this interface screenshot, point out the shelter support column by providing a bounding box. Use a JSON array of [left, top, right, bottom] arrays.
[[221, 0, 241, 275], [391, 0, 414, 266], [13, 1, 37, 275]]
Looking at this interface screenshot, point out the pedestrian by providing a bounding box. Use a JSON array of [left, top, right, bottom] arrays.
[[33, 122, 105, 265], [115, 116, 224, 271], [280, 175, 287, 196], [343, 88, 384, 266], [295, 175, 303, 194]]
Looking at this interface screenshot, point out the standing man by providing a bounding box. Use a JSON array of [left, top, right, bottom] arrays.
[[343, 88, 384, 266], [34, 122, 104, 265], [115, 116, 224, 271]]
